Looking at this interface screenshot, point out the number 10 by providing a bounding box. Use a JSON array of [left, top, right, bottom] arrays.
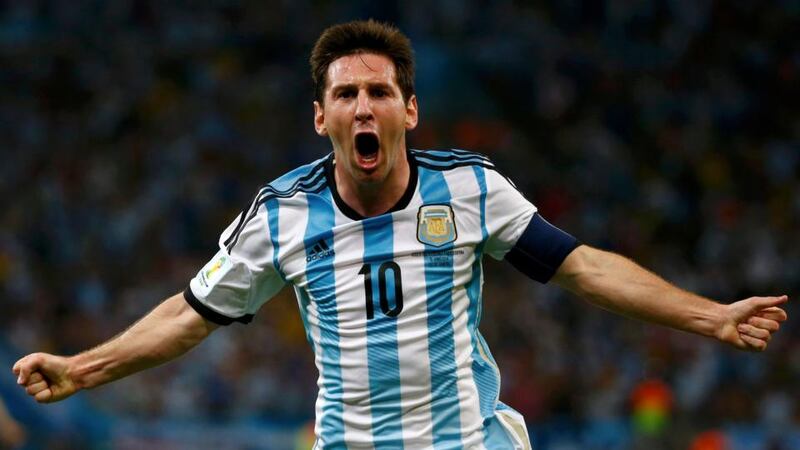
[[359, 262, 403, 319]]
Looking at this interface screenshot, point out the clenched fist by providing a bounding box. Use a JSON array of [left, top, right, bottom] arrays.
[[12, 353, 79, 404]]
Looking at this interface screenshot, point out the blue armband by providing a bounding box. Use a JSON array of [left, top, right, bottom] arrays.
[[504, 213, 580, 283]]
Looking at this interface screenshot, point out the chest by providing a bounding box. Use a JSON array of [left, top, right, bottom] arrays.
[[281, 198, 485, 327]]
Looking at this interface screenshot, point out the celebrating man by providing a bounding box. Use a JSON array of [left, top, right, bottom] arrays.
[[13, 20, 788, 449]]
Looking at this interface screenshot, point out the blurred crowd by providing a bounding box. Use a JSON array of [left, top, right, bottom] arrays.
[[0, 1, 798, 449]]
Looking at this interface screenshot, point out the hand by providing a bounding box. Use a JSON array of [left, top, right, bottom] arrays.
[[716, 295, 789, 351], [12, 353, 79, 404]]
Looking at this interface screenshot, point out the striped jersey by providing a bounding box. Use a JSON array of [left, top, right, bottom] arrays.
[[186, 149, 562, 449]]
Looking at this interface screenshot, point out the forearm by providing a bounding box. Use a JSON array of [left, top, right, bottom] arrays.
[[553, 245, 725, 338], [68, 293, 217, 390]]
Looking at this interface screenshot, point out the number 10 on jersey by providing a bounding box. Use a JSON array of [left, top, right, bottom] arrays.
[[359, 262, 404, 319]]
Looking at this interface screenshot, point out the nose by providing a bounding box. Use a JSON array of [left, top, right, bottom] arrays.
[[354, 90, 373, 122]]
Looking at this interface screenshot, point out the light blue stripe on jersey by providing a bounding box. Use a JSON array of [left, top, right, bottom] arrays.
[[482, 414, 517, 449], [362, 214, 404, 448], [466, 165, 501, 424], [418, 167, 463, 449], [303, 189, 345, 448]]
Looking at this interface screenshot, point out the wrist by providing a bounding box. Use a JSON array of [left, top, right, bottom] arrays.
[[65, 354, 88, 391], [708, 302, 730, 341]]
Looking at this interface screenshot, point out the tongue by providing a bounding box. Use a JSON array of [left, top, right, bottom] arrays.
[[355, 133, 379, 159]]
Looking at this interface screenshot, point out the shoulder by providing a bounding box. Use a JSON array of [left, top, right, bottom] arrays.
[[410, 148, 517, 190], [237, 154, 331, 225], [223, 155, 331, 251], [258, 154, 330, 199], [410, 148, 496, 172]]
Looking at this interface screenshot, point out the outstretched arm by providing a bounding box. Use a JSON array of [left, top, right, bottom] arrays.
[[12, 292, 218, 403], [552, 245, 788, 351]]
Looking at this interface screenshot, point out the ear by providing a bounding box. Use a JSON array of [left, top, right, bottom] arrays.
[[405, 95, 419, 131], [314, 101, 327, 136]]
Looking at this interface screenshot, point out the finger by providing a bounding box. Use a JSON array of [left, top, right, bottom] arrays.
[[34, 388, 53, 403], [758, 307, 788, 322], [737, 323, 771, 341], [15, 363, 29, 385], [27, 371, 44, 384], [25, 380, 49, 396], [14, 354, 42, 385], [739, 334, 768, 351], [751, 295, 789, 312], [747, 316, 780, 332]]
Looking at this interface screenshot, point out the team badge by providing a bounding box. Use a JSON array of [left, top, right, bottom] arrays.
[[417, 204, 457, 247]]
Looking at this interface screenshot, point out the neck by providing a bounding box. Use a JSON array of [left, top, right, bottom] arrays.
[[335, 151, 411, 218]]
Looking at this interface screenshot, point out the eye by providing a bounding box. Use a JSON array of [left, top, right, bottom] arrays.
[[336, 89, 355, 99], [371, 89, 387, 98]]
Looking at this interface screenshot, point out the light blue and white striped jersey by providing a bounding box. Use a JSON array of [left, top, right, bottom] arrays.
[[186, 149, 548, 449]]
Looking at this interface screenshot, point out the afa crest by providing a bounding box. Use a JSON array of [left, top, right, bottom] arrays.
[[417, 204, 457, 247]]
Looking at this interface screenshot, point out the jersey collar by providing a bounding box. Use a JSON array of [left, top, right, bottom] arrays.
[[324, 150, 418, 221]]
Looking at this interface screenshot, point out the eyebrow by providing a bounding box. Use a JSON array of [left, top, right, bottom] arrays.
[[330, 82, 394, 93]]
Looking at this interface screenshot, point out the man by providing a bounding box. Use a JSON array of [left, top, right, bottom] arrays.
[[12, 20, 788, 449]]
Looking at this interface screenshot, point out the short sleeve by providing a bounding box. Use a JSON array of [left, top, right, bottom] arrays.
[[482, 168, 579, 283], [185, 200, 285, 325], [483, 169, 538, 260]]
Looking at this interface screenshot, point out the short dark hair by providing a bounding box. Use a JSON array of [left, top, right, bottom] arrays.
[[310, 20, 415, 104]]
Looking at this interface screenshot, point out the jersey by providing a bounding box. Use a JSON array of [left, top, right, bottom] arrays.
[[185, 149, 577, 449]]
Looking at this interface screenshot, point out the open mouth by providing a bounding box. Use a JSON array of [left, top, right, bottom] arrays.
[[355, 132, 380, 161]]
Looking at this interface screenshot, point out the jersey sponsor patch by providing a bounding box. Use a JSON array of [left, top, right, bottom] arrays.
[[417, 204, 457, 247], [307, 239, 335, 262], [198, 250, 234, 290]]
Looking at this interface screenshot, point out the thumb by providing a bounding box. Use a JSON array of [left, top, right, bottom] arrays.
[[747, 295, 789, 313]]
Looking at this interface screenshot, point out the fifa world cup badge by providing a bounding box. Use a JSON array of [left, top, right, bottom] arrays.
[[199, 252, 233, 289], [417, 204, 457, 247]]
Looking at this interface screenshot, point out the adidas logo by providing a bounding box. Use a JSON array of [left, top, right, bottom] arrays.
[[306, 239, 335, 262]]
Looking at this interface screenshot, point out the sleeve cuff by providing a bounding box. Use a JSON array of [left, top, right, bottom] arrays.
[[183, 287, 254, 325]]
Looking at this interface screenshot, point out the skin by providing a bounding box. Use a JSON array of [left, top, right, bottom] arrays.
[[314, 52, 418, 217], [13, 293, 216, 403], [553, 246, 788, 351], [10, 51, 790, 406]]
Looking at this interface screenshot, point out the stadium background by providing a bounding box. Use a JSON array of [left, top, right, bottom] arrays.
[[0, 1, 798, 449]]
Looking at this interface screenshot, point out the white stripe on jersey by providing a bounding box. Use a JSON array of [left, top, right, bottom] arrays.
[[482, 168, 537, 261], [444, 167, 488, 449], [279, 193, 328, 441], [392, 188, 436, 448], [300, 285, 327, 444], [333, 207, 376, 449]]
